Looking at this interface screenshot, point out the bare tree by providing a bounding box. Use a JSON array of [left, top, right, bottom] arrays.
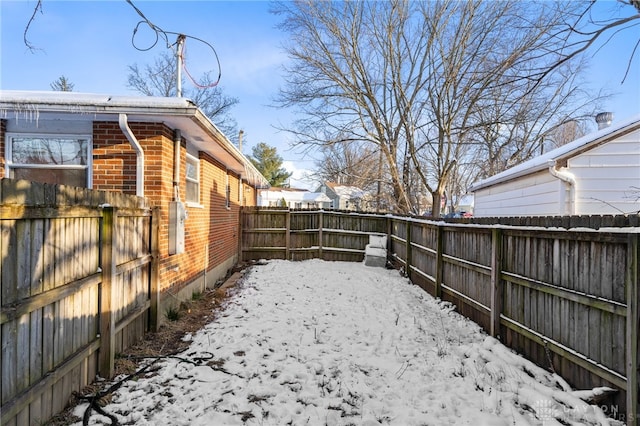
[[315, 141, 378, 189], [273, 1, 605, 215], [529, 1, 640, 86], [465, 56, 603, 182], [50, 75, 74, 92], [127, 52, 240, 139]]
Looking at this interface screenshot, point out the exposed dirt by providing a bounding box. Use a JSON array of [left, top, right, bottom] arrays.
[[45, 267, 247, 426]]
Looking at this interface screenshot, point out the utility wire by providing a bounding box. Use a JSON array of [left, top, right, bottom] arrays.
[[126, 0, 221, 88]]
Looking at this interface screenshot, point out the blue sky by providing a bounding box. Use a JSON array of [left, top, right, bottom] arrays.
[[0, 0, 317, 186], [1, 1, 639, 189]]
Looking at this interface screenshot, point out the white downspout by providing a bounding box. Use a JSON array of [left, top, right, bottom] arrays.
[[118, 113, 144, 197], [548, 160, 576, 215], [173, 129, 181, 201]]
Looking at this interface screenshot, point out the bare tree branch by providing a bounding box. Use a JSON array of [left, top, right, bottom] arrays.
[[273, 1, 606, 215], [127, 52, 239, 138], [23, 0, 43, 52]]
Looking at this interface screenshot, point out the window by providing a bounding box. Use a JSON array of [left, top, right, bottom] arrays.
[[185, 154, 200, 204], [6, 134, 91, 187]]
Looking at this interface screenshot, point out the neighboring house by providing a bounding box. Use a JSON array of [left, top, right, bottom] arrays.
[[444, 194, 474, 216], [258, 186, 332, 209], [316, 181, 367, 211], [469, 114, 640, 217], [0, 90, 269, 305]]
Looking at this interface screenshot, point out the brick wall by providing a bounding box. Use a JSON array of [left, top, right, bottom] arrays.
[[92, 120, 248, 295], [191, 151, 242, 273], [1, 117, 256, 295]]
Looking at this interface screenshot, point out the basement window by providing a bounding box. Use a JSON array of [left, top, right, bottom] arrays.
[[6, 134, 91, 187], [185, 154, 200, 205]]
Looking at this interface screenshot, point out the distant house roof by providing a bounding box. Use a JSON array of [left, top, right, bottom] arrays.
[[469, 113, 640, 192], [269, 187, 309, 193], [259, 187, 331, 204], [0, 90, 269, 188], [325, 182, 365, 199], [302, 192, 332, 203]]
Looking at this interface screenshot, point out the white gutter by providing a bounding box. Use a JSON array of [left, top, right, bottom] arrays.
[[0, 90, 269, 188], [191, 109, 270, 188], [118, 113, 145, 197], [547, 160, 576, 215]]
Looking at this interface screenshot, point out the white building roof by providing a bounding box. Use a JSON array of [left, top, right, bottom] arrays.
[[332, 185, 365, 199], [469, 113, 640, 192], [301, 192, 332, 202], [260, 189, 331, 203]]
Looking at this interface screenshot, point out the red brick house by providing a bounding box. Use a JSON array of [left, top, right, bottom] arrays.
[[0, 90, 268, 313]]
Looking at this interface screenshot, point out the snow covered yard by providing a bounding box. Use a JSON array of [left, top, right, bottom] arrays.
[[73, 259, 620, 426]]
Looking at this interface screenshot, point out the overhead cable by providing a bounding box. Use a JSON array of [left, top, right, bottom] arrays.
[[126, 0, 221, 88]]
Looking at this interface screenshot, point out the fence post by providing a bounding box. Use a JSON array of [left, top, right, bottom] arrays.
[[99, 206, 116, 379], [490, 228, 503, 339], [318, 211, 323, 259], [626, 233, 638, 426], [285, 210, 291, 260], [149, 207, 161, 332], [435, 225, 443, 299], [237, 206, 244, 263], [405, 219, 412, 279]]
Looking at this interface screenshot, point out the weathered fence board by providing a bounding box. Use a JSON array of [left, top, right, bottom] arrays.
[[241, 208, 388, 262], [242, 209, 639, 424], [0, 179, 158, 426]]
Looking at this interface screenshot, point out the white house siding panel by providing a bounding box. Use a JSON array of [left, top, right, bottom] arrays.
[[568, 131, 640, 215], [473, 172, 562, 217]]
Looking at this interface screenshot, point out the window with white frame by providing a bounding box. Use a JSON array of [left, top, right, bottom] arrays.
[[185, 154, 200, 204], [6, 134, 91, 187]]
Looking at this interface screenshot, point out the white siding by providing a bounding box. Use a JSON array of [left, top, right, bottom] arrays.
[[473, 172, 563, 217], [569, 129, 640, 215]]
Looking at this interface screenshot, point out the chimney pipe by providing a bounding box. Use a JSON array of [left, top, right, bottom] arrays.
[[238, 129, 244, 151], [595, 112, 613, 130]]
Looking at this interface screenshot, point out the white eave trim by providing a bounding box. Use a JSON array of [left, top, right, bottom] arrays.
[[0, 90, 269, 189]]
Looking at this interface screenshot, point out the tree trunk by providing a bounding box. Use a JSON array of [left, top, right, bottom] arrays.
[[431, 191, 443, 218]]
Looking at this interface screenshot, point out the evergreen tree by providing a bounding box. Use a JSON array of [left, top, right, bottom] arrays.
[[249, 143, 292, 187], [50, 75, 74, 91]]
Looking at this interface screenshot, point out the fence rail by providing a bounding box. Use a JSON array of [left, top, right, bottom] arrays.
[[242, 208, 639, 425], [241, 208, 388, 262], [0, 179, 159, 426]]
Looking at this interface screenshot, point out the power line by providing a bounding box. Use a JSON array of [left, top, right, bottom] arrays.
[[126, 0, 221, 89]]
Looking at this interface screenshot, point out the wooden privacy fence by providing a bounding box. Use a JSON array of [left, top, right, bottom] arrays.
[[389, 218, 638, 424], [0, 179, 159, 426], [241, 208, 639, 424], [241, 208, 388, 262]]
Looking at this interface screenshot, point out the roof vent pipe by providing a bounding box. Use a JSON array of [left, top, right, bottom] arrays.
[[118, 114, 144, 198], [595, 112, 613, 130]]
